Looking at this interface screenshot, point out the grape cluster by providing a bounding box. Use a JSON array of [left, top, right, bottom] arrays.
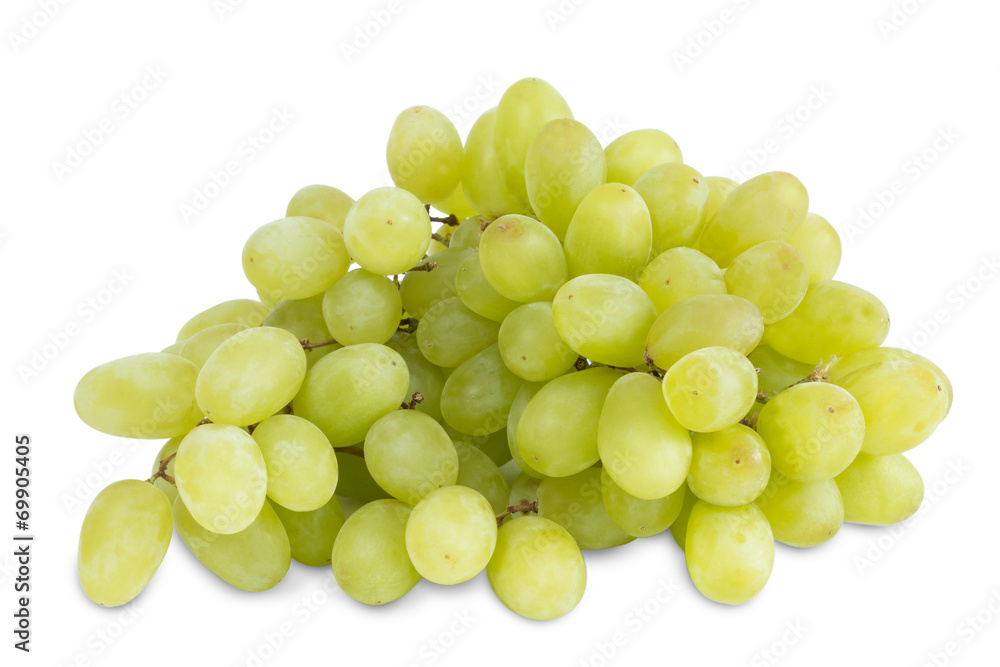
[[75, 77, 952, 619]]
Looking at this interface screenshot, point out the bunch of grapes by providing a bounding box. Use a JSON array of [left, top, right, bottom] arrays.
[[75, 77, 952, 620]]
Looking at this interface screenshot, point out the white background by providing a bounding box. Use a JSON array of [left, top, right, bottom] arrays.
[[2, 0, 998, 665]]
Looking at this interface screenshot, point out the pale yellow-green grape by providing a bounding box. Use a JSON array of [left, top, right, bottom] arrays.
[[386, 105, 463, 203], [507, 382, 547, 478], [78, 480, 172, 607], [175, 299, 270, 342], [564, 183, 652, 280], [835, 453, 924, 525], [724, 241, 810, 324], [748, 345, 813, 397], [827, 347, 953, 415], [646, 294, 764, 370], [292, 343, 409, 447], [195, 327, 306, 426], [685, 502, 773, 604], [633, 163, 709, 253], [440, 344, 523, 435], [836, 360, 948, 455], [331, 499, 420, 605], [763, 280, 890, 364], [663, 347, 759, 433], [757, 383, 865, 482], [178, 323, 248, 368], [524, 118, 606, 241], [405, 486, 498, 585], [699, 176, 738, 229], [600, 467, 685, 538], [448, 216, 485, 250], [343, 187, 432, 275], [256, 288, 281, 310], [243, 216, 351, 302], [537, 467, 633, 549], [335, 450, 391, 503], [251, 414, 337, 512], [286, 184, 354, 232], [598, 373, 691, 499], [445, 423, 512, 468], [386, 332, 445, 422], [455, 251, 520, 322], [668, 485, 698, 550], [509, 472, 543, 510], [454, 442, 510, 514], [604, 129, 683, 186], [462, 108, 532, 219], [431, 183, 478, 221], [638, 247, 726, 315], [150, 437, 181, 504], [416, 296, 501, 367], [552, 274, 657, 367], [754, 471, 843, 547], [494, 77, 573, 202], [787, 212, 842, 282], [271, 494, 346, 567], [687, 425, 771, 506], [487, 515, 586, 620], [365, 410, 459, 505], [74, 353, 203, 438], [699, 172, 809, 268], [518, 368, 622, 477], [479, 215, 568, 302], [498, 302, 577, 382], [263, 294, 340, 368], [322, 269, 402, 346], [161, 340, 186, 355], [399, 247, 473, 319]]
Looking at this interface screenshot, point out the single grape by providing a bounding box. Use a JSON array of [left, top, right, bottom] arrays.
[[160, 340, 186, 355], [440, 344, 523, 436], [454, 442, 511, 514], [498, 302, 577, 382], [343, 187, 432, 275], [638, 247, 726, 314], [787, 212, 842, 282], [633, 162, 709, 253], [699, 176, 738, 228], [536, 467, 633, 549], [755, 471, 843, 547], [448, 216, 485, 250], [178, 323, 248, 369], [835, 453, 924, 525], [748, 345, 814, 397], [322, 268, 402, 346], [286, 184, 354, 232], [175, 299, 269, 342], [667, 485, 698, 551], [365, 410, 459, 506], [645, 294, 764, 370], [263, 294, 340, 368], [724, 241, 810, 324], [386, 105, 463, 204], [604, 129, 683, 186], [479, 214, 567, 303], [431, 182, 477, 220], [252, 414, 338, 512], [334, 449, 391, 503], [271, 495, 346, 567], [399, 246, 474, 319], [687, 425, 771, 505], [563, 183, 652, 280], [416, 296, 501, 367], [455, 251, 520, 322], [600, 468, 685, 538], [826, 346, 953, 415], [662, 346, 759, 433], [461, 107, 532, 219], [444, 423, 512, 468], [506, 381, 548, 478]]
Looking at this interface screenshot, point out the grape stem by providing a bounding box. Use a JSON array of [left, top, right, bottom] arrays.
[[741, 413, 759, 431], [755, 358, 837, 404], [300, 337, 339, 350], [407, 262, 438, 273], [424, 205, 460, 226], [146, 452, 177, 485], [479, 218, 493, 232], [495, 501, 538, 527], [196, 417, 212, 426], [401, 392, 425, 410], [339, 445, 365, 459], [430, 232, 450, 247]]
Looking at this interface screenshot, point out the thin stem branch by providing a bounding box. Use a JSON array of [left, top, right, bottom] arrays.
[[196, 417, 212, 426], [431, 232, 450, 247], [407, 262, 438, 273], [756, 358, 837, 404], [146, 452, 177, 485], [339, 445, 365, 459], [401, 392, 425, 410], [300, 337, 339, 350], [496, 501, 538, 527]]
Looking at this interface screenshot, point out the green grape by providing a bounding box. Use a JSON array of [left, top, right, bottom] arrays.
[[343, 187, 432, 275], [756, 383, 865, 482], [174, 496, 289, 592], [494, 77, 573, 202], [386, 105, 463, 203], [506, 381, 547, 478], [455, 251, 520, 322], [662, 346, 759, 433], [645, 294, 764, 370], [386, 332, 446, 422], [524, 118, 606, 241], [699, 172, 809, 268], [668, 485, 698, 550], [699, 176, 738, 228], [286, 184, 354, 232], [508, 472, 543, 511], [322, 269, 402, 346], [835, 453, 924, 525], [252, 414, 338, 512], [364, 410, 459, 506], [263, 294, 340, 368], [448, 216, 485, 250], [178, 322, 248, 368], [498, 302, 577, 382], [479, 215, 567, 302], [754, 471, 843, 547], [242, 216, 351, 301], [74, 353, 203, 439], [598, 373, 692, 499], [338, 496, 364, 519], [431, 182, 477, 220], [399, 247, 474, 319], [461, 108, 532, 219], [518, 368, 622, 478], [604, 129, 683, 187], [600, 467, 685, 538], [405, 485, 498, 585], [763, 280, 890, 364], [787, 212, 842, 282], [685, 501, 773, 605], [160, 340, 186, 355], [330, 499, 420, 605], [827, 347, 953, 415], [78, 480, 172, 607], [563, 183, 652, 280], [836, 360, 948, 455], [334, 450, 391, 503], [150, 437, 181, 504], [292, 343, 409, 448], [724, 241, 810, 324], [487, 515, 586, 620], [687, 425, 771, 505], [748, 345, 813, 396], [256, 288, 281, 310], [444, 423, 512, 468], [633, 162, 709, 253], [536, 467, 633, 549], [195, 327, 306, 426], [175, 299, 269, 342], [440, 344, 523, 435], [638, 247, 726, 315], [454, 442, 511, 514], [416, 296, 500, 367], [552, 274, 657, 367], [271, 495, 346, 567]]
